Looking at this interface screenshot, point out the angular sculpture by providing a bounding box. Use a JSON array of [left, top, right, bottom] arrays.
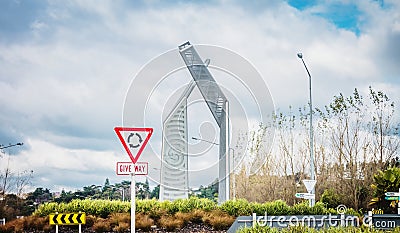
[[160, 42, 230, 203]]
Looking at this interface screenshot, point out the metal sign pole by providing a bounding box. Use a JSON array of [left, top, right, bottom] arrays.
[[398, 188, 400, 215], [55, 211, 58, 233], [131, 171, 136, 233]]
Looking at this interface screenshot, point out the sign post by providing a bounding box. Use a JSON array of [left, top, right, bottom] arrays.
[[49, 212, 86, 233], [384, 188, 400, 215], [301, 179, 316, 205], [131, 171, 135, 233], [114, 127, 153, 233], [295, 193, 315, 200]]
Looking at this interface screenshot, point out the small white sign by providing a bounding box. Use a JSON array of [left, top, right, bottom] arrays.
[[303, 179, 317, 193], [385, 192, 400, 197], [116, 162, 148, 175], [295, 193, 315, 200]]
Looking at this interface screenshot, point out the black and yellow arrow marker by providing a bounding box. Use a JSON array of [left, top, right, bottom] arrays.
[[49, 213, 86, 225]]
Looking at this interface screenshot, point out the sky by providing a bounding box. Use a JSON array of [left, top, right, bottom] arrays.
[[0, 0, 399, 193]]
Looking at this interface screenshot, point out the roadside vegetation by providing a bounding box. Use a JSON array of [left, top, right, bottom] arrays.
[[0, 197, 348, 232], [238, 225, 400, 233]]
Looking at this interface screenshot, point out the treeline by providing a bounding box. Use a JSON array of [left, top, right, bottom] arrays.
[[0, 177, 219, 220], [0, 178, 159, 220], [233, 86, 399, 211]]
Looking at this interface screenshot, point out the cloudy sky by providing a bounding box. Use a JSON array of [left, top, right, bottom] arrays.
[[0, 0, 399, 193]]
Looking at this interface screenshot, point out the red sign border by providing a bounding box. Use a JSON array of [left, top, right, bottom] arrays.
[[114, 127, 153, 164]]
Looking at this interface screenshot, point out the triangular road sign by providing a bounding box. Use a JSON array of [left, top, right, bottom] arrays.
[[114, 127, 153, 164], [303, 179, 317, 193]]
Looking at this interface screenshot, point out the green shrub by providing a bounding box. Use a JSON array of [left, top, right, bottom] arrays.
[[309, 202, 330, 215], [35, 199, 130, 218], [252, 202, 268, 215], [239, 225, 279, 233], [264, 200, 291, 215], [320, 189, 343, 209], [290, 201, 310, 215], [136, 198, 160, 213], [220, 199, 252, 216], [187, 196, 216, 211]]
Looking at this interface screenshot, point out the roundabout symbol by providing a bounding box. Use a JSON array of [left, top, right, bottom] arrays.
[[127, 133, 142, 148]]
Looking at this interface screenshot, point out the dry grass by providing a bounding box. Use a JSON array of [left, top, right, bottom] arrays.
[[85, 214, 97, 227], [202, 209, 235, 230], [92, 218, 111, 233], [0, 215, 48, 233], [189, 209, 206, 224], [173, 209, 207, 225], [109, 213, 130, 226], [174, 212, 192, 225], [159, 215, 184, 231], [136, 213, 154, 231], [0, 223, 15, 233], [113, 222, 130, 233]]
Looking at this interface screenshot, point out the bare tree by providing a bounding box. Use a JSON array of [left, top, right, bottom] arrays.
[[233, 87, 399, 210], [368, 86, 400, 169]]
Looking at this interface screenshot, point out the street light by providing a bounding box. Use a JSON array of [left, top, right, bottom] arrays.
[[191, 137, 236, 199], [297, 52, 315, 207], [0, 142, 23, 150], [120, 188, 125, 202], [191, 137, 219, 146], [0, 141, 23, 200]]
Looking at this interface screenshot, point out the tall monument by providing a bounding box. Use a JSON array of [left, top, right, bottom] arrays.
[[160, 42, 230, 203]]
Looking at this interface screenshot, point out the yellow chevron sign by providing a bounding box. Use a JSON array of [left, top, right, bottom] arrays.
[[49, 213, 86, 225]]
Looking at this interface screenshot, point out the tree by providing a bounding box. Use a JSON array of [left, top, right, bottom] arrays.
[[136, 181, 150, 199], [150, 185, 160, 199], [319, 89, 370, 209], [1, 150, 34, 202], [368, 86, 400, 169], [26, 187, 53, 204]]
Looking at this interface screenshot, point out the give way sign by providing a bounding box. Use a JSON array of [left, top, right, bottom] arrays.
[[114, 127, 153, 164]]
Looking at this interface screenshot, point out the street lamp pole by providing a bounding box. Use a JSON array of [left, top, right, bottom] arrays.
[[191, 137, 219, 146], [297, 53, 315, 207], [231, 148, 236, 200], [0, 142, 23, 150], [0, 142, 23, 200], [191, 137, 235, 200]]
